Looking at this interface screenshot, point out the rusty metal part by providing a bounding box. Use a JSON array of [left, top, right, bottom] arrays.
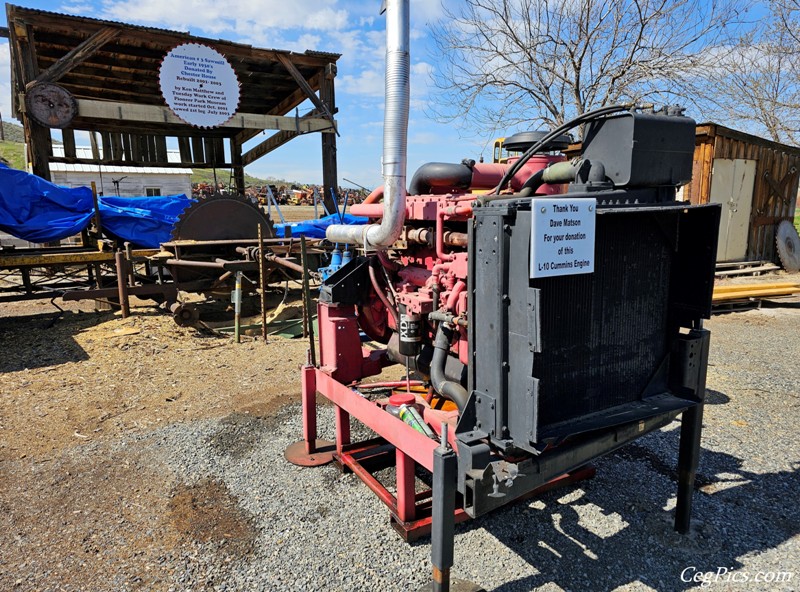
[[171, 194, 274, 242], [25, 82, 78, 128], [115, 251, 130, 318], [776, 219, 800, 272], [284, 440, 336, 466], [61, 283, 180, 302], [170, 301, 199, 326], [166, 194, 275, 286], [258, 224, 268, 343]]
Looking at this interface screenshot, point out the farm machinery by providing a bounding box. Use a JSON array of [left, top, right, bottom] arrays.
[[288, 1, 720, 590]]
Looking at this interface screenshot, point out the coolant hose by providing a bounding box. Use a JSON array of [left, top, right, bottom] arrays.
[[408, 162, 473, 195], [431, 322, 469, 413]]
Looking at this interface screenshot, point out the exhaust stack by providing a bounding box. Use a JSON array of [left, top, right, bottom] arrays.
[[325, 0, 409, 248]]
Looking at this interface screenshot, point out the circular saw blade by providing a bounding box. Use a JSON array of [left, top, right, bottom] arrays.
[[172, 194, 275, 241], [776, 219, 800, 272]]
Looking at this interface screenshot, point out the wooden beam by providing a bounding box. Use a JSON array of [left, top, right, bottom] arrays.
[[230, 136, 245, 195], [242, 130, 298, 166], [29, 26, 122, 88], [274, 53, 336, 129], [320, 64, 338, 215], [10, 19, 52, 180], [48, 155, 210, 168], [62, 128, 76, 158], [71, 98, 336, 133]]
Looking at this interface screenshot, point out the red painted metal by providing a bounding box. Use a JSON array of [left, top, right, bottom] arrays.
[[301, 365, 317, 453], [316, 369, 439, 471], [335, 406, 351, 456], [284, 365, 335, 466], [284, 439, 336, 466], [396, 449, 416, 522]]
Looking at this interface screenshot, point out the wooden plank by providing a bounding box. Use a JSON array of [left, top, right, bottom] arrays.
[[30, 26, 121, 87], [714, 282, 800, 293], [122, 132, 132, 160], [74, 98, 335, 133], [62, 128, 76, 158], [713, 286, 800, 302], [155, 135, 168, 163], [191, 136, 204, 163], [100, 131, 111, 161], [88, 130, 100, 160], [715, 264, 781, 277], [178, 136, 192, 162], [110, 132, 122, 160], [49, 155, 204, 168], [274, 53, 333, 124]]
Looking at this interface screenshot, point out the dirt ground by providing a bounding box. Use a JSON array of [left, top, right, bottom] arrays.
[[0, 296, 309, 591], [1, 272, 799, 591]]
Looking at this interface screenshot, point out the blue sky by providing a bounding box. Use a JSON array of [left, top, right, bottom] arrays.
[[0, 0, 494, 190]]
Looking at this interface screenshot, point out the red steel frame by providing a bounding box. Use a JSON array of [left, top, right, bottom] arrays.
[[299, 364, 470, 541], [298, 364, 595, 541]]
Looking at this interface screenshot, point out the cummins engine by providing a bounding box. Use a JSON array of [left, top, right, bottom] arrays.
[[288, 1, 720, 589]]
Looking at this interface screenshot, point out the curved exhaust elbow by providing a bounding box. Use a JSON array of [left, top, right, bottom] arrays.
[[325, 0, 409, 249]]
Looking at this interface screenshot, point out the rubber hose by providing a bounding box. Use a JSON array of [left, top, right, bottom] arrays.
[[430, 322, 469, 413], [408, 162, 474, 196]]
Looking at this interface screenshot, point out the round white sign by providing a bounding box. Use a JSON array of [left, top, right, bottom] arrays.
[[159, 43, 240, 128]]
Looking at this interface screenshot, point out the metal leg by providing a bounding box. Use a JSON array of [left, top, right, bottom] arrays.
[[284, 366, 335, 467], [115, 251, 130, 318], [396, 450, 416, 522], [419, 425, 483, 592], [675, 403, 704, 533], [335, 406, 351, 455]]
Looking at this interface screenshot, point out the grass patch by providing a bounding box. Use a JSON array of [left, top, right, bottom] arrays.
[[0, 141, 26, 170]]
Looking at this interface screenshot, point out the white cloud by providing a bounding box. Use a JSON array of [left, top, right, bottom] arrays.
[[60, 3, 94, 15], [100, 0, 348, 35]]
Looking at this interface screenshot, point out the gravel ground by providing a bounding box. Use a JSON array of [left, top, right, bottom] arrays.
[[1, 278, 799, 592]]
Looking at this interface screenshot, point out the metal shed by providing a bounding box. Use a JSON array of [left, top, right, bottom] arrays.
[[683, 123, 800, 263]]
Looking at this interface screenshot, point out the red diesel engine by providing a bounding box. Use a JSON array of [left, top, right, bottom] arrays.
[[289, 1, 720, 590]]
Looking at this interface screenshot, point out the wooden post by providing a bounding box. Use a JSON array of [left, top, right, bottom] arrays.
[[230, 136, 246, 196], [8, 20, 52, 180], [115, 250, 130, 318], [320, 63, 339, 216]]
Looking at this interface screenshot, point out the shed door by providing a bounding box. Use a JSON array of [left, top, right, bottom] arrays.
[[709, 158, 756, 262]]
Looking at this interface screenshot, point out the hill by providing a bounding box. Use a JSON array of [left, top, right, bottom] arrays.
[[1, 120, 26, 143]]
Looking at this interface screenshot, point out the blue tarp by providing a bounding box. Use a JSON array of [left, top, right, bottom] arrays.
[[0, 162, 195, 247], [98, 195, 194, 249], [275, 212, 369, 239], [0, 163, 95, 243]]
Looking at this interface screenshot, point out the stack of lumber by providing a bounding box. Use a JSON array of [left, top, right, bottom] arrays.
[[713, 282, 800, 302]]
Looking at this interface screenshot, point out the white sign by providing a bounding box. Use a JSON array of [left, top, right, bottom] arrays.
[[530, 198, 596, 278], [159, 43, 240, 128]]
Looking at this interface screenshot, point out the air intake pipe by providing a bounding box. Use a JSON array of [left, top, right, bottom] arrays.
[[326, 0, 409, 248]]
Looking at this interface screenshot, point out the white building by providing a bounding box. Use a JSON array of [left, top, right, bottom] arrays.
[[50, 146, 193, 198]]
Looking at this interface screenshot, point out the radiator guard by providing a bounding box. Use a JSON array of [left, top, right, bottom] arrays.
[[466, 198, 719, 454]]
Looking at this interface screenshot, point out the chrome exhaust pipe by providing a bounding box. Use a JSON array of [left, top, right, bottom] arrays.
[[325, 0, 409, 248]]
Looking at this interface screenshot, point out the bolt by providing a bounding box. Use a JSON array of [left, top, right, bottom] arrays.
[[589, 205, 594, 212], [540, 207, 546, 213]]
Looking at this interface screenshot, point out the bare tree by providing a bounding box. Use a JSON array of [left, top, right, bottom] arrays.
[[704, 0, 800, 144], [430, 0, 749, 136]]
